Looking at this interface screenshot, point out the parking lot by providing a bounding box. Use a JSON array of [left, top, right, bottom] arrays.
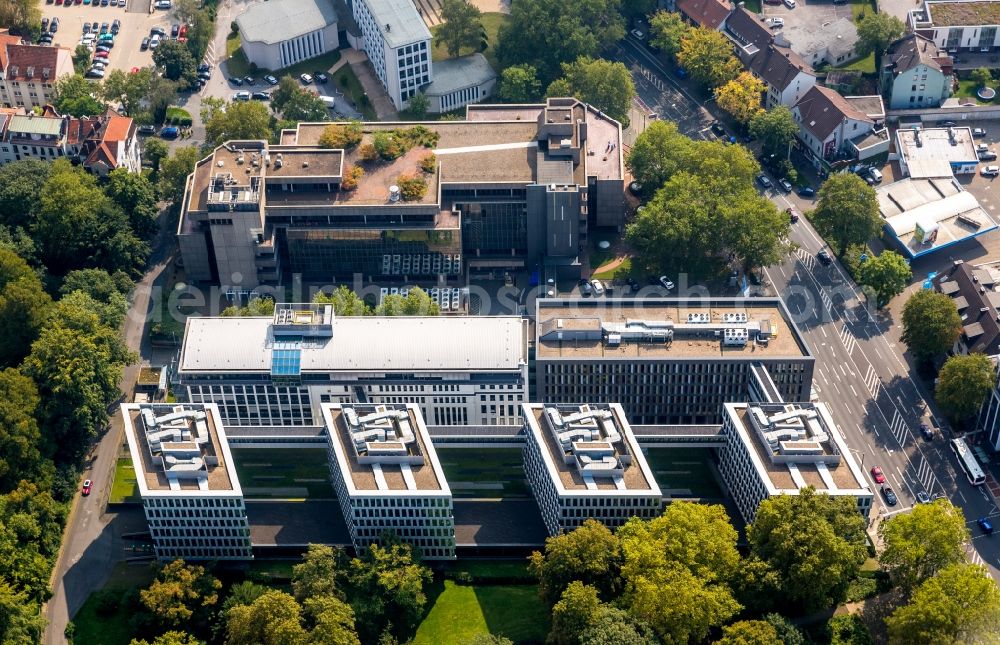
[[37, 0, 177, 75]]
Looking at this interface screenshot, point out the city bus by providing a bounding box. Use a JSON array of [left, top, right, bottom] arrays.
[[950, 437, 986, 486]]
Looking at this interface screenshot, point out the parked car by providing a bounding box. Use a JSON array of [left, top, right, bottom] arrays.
[[674, 66, 688, 79], [767, 17, 784, 28], [783, 0, 796, 7], [264, 74, 278, 85], [629, 180, 642, 195], [230, 77, 243, 86], [756, 174, 772, 189], [81, 479, 92, 496], [150, 26, 166, 36], [939, 120, 957, 127], [118, 0, 126, 6], [251, 91, 270, 100], [710, 121, 726, 137], [198, 63, 210, 73], [85, 68, 105, 78], [778, 178, 793, 193], [797, 186, 816, 198], [630, 28, 645, 40], [300, 73, 313, 84], [42, 18, 49, 31], [243, 75, 255, 85], [198, 70, 211, 81], [973, 127, 987, 137], [50, 17, 59, 32], [149, 34, 161, 49], [590, 279, 605, 296], [979, 150, 998, 161], [314, 71, 328, 83], [920, 422, 935, 440], [817, 249, 832, 265], [979, 517, 994, 535], [170, 23, 179, 38], [154, 0, 172, 8], [578, 279, 593, 296], [658, 276, 675, 291], [233, 90, 251, 101], [870, 465, 886, 484], [882, 485, 897, 506], [138, 124, 156, 135], [178, 24, 187, 41], [982, 165, 1000, 177], [140, 36, 149, 50], [111, 19, 120, 34], [916, 491, 931, 504], [160, 126, 179, 139], [91, 21, 99, 32]]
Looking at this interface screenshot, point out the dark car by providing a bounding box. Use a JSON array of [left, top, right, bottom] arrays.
[[626, 277, 639, 293], [578, 279, 593, 296], [42, 18, 49, 31], [140, 36, 150, 50], [251, 91, 270, 100], [230, 76, 243, 86], [170, 23, 179, 38], [99, 21, 108, 33], [920, 422, 934, 441], [786, 207, 799, 223], [138, 124, 156, 135], [150, 26, 166, 37], [979, 517, 994, 535], [49, 18, 58, 32], [111, 18, 120, 34], [882, 485, 898, 506], [710, 121, 726, 137], [198, 70, 211, 81], [314, 72, 328, 83], [817, 249, 832, 265], [92, 21, 99, 32], [160, 126, 179, 139], [940, 120, 957, 127], [797, 186, 816, 198], [198, 63, 210, 73], [756, 174, 772, 189]]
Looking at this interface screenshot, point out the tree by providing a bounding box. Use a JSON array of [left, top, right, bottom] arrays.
[[677, 28, 742, 89], [346, 539, 431, 642], [885, 563, 1000, 644], [292, 544, 344, 603], [436, 0, 483, 57], [579, 606, 656, 645], [750, 106, 799, 158], [765, 613, 806, 645], [318, 122, 363, 150], [616, 503, 741, 643], [879, 499, 969, 594], [901, 289, 963, 364], [549, 582, 600, 645], [716, 620, 780, 645], [746, 488, 868, 612], [0, 369, 44, 493], [810, 173, 881, 256], [528, 518, 621, 606], [130, 631, 203, 645], [649, 10, 690, 59], [53, 74, 103, 118], [35, 159, 107, 272], [499, 65, 542, 102], [313, 286, 373, 316], [0, 247, 52, 367], [0, 160, 49, 229], [145, 75, 180, 124], [375, 287, 440, 315], [143, 138, 170, 174], [0, 581, 45, 644], [723, 195, 792, 274], [828, 614, 873, 645], [856, 11, 905, 58], [202, 98, 272, 146], [714, 72, 765, 125], [225, 590, 308, 645], [496, 0, 625, 82], [406, 93, 429, 119], [221, 581, 271, 614], [547, 57, 635, 125], [303, 595, 359, 645], [72, 44, 91, 75], [139, 560, 221, 628], [152, 39, 199, 89], [936, 353, 996, 425], [271, 83, 329, 122], [471, 636, 513, 645], [626, 120, 692, 193], [103, 68, 154, 118], [0, 0, 41, 40], [221, 297, 276, 317], [971, 67, 993, 89], [858, 250, 911, 308], [106, 168, 160, 239], [158, 146, 202, 203]]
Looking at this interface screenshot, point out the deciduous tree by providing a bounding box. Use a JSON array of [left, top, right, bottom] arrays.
[[810, 172, 881, 255], [0, 160, 48, 229], [649, 11, 689, 59], [152, 40, 199, 90], [677, 27, 741, 89], [346, 539, 431, 642], [549, 582, 600, 645], [714, 72, 765, 125], [375, 287, 440, 315], [143, 138, 170, 175], [106, 168, 160, 239], [0, 581, 45, 644], [303, 595, 360, 645], [499, 65, 542, 102], [103, 68, 154, 118], [202, 98, 272, 146], [901, 289, 963, 363], [158, 146, 202, 204], [750, 106, 799, 158], [0, 369, 44, 493], [723, 195, 792, 275], [716, 620, 780, 644], [313, 286, 373, 316], [0, 247, 51, 367], [53, 74, 103, 117], [971, 67, 993, 89], [0, 0, 41, 40], [130, 631, 203, 645], [885, 563, 1000, 644], [856, 11, 905, 59], [436, 0, 483, 57], [936, 353, 996, 424], [579, 606, 656, 645], [625, 120, 690, 194], [858, 250, 911, 308], [139, 560, 221, 628], [879, 499, 969, 594], [225, 590, 308, 645], [528, 518, 621, 606], [547, 57, 635, 125], [292, 544, 344, 603]]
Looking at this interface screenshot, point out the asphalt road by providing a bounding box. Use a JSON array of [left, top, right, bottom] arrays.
[[617, 34, 1000, 578]]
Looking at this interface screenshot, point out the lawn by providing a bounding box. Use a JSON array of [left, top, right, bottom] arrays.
[[643, 448, 725, 499], [835, 52, 875, 74], [435, 448, 530, 499], [332, 65, 377, 121], [431, 13, 509, 71], [71, 563, 156, 645], [230, 448, 333, 498], [109, 457, 138, 504], [414, 581, 549, 645], [955, 79, 993, 105], [742, 0, 762, 12], [447, 560, 532, 580], [850, 0, 875, 21]]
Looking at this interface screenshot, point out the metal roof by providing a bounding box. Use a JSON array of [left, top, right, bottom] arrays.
[[361, 0, 432, 49], [423, 54, 496, 97], [180, 315, 527, 373], [235, 0, 338, 45], [7, 114, 62, 136]]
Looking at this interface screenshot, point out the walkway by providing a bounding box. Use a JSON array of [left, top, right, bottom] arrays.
[[342, 49, 398, 120]]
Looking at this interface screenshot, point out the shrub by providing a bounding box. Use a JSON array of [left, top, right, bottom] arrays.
[[94, 590, 119, 618], [230, 21, 238, 35], [419, 152, 437, 173], [373, 131, 404, 160], [397, 173, 428, 201], [358, 143, 377, 163], [318, 122, 363, 149], [341, 165, 364, 191]]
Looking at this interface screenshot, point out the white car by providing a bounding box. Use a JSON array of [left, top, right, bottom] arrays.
[[300, 73, 313, 84], [767, 17, 784, 28], [590, 279, 605, 296], [976, 143, 989, 153], [982, 165, 999, 177], [659, 276, 675, 291], [149, 34, 161, 49], [630, 29, 645, 40], [232, 91, 251, 101], [783, 0, 796, 7]]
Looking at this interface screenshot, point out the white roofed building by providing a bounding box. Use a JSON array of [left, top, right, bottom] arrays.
[[235, 0, 339, 70], [351, 0, 432, 110]]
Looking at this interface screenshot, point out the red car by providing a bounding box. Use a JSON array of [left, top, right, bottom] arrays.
[[81, 479, 92, 496], [870, 466, 886, 485]]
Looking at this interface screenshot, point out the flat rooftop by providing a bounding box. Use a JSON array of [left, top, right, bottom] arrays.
[[925, 1, 1000, 27], [726, 402, 868, 494], [323, 404, 448, 494], [896, 127, 978, 178], [179, 315, 528, 374], [122, 403, 240, 495], [524, 403, 659, 494], [534, 299, 808, 360]]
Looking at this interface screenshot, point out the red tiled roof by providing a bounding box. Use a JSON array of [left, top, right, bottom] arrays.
[[0, 34, 22, 70], [677, 0, 731, 30], [4, 43, 63, 81]]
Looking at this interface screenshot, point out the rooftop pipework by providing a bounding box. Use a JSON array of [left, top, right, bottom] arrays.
[[541, 404, 632, 481], [746, 403, 841, 465], [139, 406, 217, 488], [343, 404, 423, 465]]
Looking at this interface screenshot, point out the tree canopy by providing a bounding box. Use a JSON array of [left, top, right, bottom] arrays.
[[53, 74, 104, 118], [313, 286, 373, 316], [0, 247, 51, 368], [677, 28, 741, 89], [159, 146, 202, 204], [715, 72, 764, 125], [139, 560, 221, 628], [856, 11, 905, 58], [152, 40, 199, 90], [901, 289, 963, 363], [879, 499, 969, 594], [346, 538, 431, 642], [529, 518, 622, 605], [750, 106, 799, 158], [499, 65, 542, 102], [935, 353, 996, 424], [202, 98, 273, 147], [436, 0, 483, 57], [0, 0, 41, 40], [810, 173, 881, 255], [270, 77, 330, 122], [858, 251, 911, 308], [0, 369, 44, 493], [649, 10, 690, 59], [547, 58, 635, 125]]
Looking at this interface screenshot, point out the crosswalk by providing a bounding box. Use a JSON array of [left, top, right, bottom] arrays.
[[839, 324, 858, 355], [969, 547, 986, 567], [796, 248, 816, 269], [863, 364, 880, 397], [638, 67, 666, 91], [889, 409, 909, 447], [915, 455, 939, 494]]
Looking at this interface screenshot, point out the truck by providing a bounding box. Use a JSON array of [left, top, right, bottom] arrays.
[[320, 95, 335, 109]]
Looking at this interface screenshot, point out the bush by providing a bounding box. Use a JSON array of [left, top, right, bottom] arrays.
[[845, 576, 878, 603], [358, 143, 377, 163], [840, 243, 874, 282], [419, 152, 437, 173], [341, 165, 364, 191], [373, 131, 404, 160], [230, 21, 238, 35], [318, 122, 363, 149], [397, 173, 428, 201], [94, 590, 119, 618], [165, 107, 192, 127]]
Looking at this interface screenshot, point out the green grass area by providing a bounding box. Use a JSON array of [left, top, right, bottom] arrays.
[[230, 448, 333, 499], [850, 0, 875, 21], [447, 560, 532, 580], [436, 448, 530, 499], [71, 563, 156, 645], [148, 286, 186, 344], [643, 448, 725, 498], [226, 32, 241, 58], [593, 257, 632, 280], [742, 0, 762, 12], [109, 457, 138, 504], [333, 65, 378, 121], [165, 106, 192, 126], [835, 52, 875, 73], [431, 13, 509, 72], [955, 79, 993, 104], [414, 581, 549, 645]]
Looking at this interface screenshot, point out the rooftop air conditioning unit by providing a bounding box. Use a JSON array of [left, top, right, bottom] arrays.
[[389, 185, 401, 202]]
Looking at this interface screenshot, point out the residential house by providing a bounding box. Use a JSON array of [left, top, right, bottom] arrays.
[[782, 17, 860, 68], [880, 33, 954, 109], [676, 0, 731, 30], [726, 6, 816, 108], [908, 1, 1000, 53], [78, 109, 141, 175], [0, 32, 73, 111], [792, 85, 888, 168]]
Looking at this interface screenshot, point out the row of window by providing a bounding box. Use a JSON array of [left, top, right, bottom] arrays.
[[144, 497, 244, 508]]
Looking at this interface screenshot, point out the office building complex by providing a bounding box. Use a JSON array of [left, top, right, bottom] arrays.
[[534, 298, 814, 425], [351, 0, 432, 110], [235, 0, 340, 70], [121, 403, 252, 561], [322, 403, 454, 558], [718, 402, 873, 522], [176, 98, 624, 287], [178, 303, 529, 427], [522, 403, 661, 535]]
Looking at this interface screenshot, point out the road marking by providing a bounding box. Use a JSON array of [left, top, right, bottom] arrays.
[[839, 324, 857, 355], [864, 364, 881, 398], [916, 455, 939, 493], [890, 410, 909, 448], [821, 326, 828, 338], [850, 384, 858, 398]]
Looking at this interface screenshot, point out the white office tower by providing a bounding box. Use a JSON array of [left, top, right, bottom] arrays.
[[322, 403, 455, 559], [718, 402, 873, 522], [522, 403, 662, 536], [122, 403, 252, 560]]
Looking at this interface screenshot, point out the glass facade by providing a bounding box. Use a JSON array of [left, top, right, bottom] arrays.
[[284, 227, 461, 279], [458, 202, 528, 255]]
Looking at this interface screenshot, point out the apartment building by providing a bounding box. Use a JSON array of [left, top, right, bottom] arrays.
[[121, 403, 252, 561], [178, 303, 529, 427], [880, 33, 954, 109], [176, 98, 624, 287], [522, 403, 661, 536], [322, 403, 455, 558], [352, 0, 432, 110], [726, 7, 816, 108], [534, 299, 814, 425], [792, 86, 889, 169], [0, 34, 73, 111], [718, 402, 873, 522], [909, 1, 1000, 53]]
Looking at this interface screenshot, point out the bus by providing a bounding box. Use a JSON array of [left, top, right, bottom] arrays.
[[950, 438, 986, 486]]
